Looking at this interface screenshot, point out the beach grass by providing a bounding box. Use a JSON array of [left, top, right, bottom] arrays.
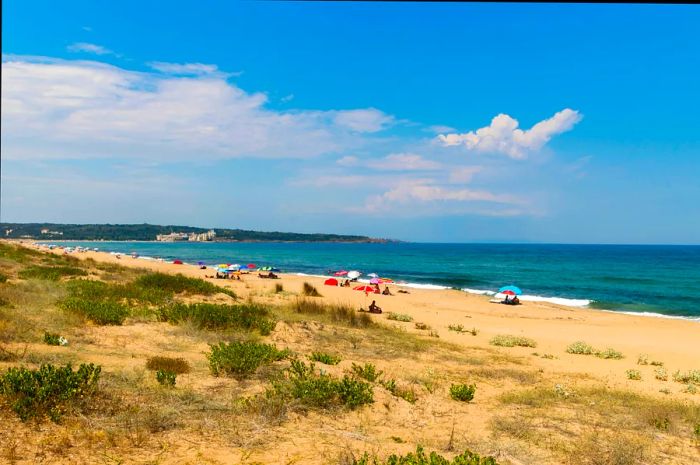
[[490, 334, 537, 348]]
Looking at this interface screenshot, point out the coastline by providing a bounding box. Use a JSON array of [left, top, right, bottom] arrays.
[[21, 240, 700, 397]]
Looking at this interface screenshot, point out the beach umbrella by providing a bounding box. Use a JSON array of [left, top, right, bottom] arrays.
[[353, 285, 377, 293], [498, 285, 522, 295], [347, 271, 361, 279], [324, 278, 339, 286], [198, 261, 206, 266], [173, 259, 183, 265], [370, 278, 380, 284], [247, 263, 256, 269], [334, 270, 348, 276], [367, 273, 379, 278]]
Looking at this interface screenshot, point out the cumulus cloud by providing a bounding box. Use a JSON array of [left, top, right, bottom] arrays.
[[368, 153, 441, 171], [336, 155, 359, 166], [333, 108, 394, 133], [67, 42, 114, 55], [437, 109, 582, 159], [372, 181, 519, 205], [448, 166, 482, 183], [148, 61, 238, 77], [1, 56, 394, 161]]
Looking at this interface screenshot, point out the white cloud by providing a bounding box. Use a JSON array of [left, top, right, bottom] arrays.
[[372, 181, 519, 205], [1, 56, 394, 161], [448, 166, 482, 183], [428, 125, 455, 134], [437, 109, 582, 159], [148, 61, 239, 77], [281, 94, 294, 103], [367, 153, 441, 171], [67, 42, 114, 55], [336, 155, 359, 166], [333, 108, 394, 133]]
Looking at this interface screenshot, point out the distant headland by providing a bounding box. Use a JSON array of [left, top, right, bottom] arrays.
[[0, 223, 394, 243]]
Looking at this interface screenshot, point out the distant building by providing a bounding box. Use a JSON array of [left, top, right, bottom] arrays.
[[40, 229, 63, 235], [156, 230, 216, 242]]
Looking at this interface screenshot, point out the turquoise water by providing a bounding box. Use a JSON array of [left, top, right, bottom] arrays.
[[49, 242, 700, 320]]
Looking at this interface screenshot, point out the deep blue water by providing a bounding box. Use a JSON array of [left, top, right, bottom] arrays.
[[48, 242, 700, 320]]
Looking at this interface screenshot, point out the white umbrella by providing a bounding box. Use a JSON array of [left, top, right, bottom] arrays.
[[347, 271, 361, 279], [367, 273, 378, 278]]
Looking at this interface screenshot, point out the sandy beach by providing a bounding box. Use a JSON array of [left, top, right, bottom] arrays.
[[28, 241, 700, 397]]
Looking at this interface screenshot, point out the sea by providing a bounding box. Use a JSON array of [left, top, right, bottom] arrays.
[[46, 242, 700, 321]]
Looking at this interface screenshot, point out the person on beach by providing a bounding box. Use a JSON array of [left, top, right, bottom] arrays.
[[503, 295, 511, 304], [382, 286, 393, 296], [368, 300, 382, 314]]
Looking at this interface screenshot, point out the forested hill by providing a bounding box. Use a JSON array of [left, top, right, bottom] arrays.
[[0, 223, 389, 243]]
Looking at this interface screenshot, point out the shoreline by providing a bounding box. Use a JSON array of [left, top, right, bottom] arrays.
[[30, 239, 700, 323]]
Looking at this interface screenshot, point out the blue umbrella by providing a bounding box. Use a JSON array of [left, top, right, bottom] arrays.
[[498, 285, 522, 295], [198, 261, 206, 266]]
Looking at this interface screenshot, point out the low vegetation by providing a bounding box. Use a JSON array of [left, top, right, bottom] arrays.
[[414, 322, 430, 330], [351, 445, 498, 465], [567, 341, 624, 359], [159, 302, 276, 334], [155, 369, 177, 387], [43, 331, 67, 346], [291, 298, 372, 328], [274, 283, 284, 293], [0, 363, 101, 422], [672, 370, 700, 385], [490, 334, 537, 348], [382, 378, 418, 403], [60, 297, 129, 325], [450, 383, 476, 402], [448, 324, 478, 335], [145, 356, 191, 374], [351, 362, 383, 382], [18, 265, 87, 281], [309, 351, 341, 365], [135, 272, 236, 297], [626, 369, 642, 380], [302, 282, 322, 297], [386, 312, 413, 322], [207, 341, 289, 378], [272, 360, 373, 410]]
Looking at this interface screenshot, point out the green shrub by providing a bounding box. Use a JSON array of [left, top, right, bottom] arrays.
[[146, 356, 190, 374], [337, 375, 374, 408], [274, 283, 284, 293], [0, 363, 101, 422], [626, 369, 642, 380], [382, 379, 417, 403], [352, 445, 498, 465], [159, 302, 276, 334], [468, 327, 479, 336], [301, 282, 321, 297], [566, 341, 596, 355], [19, 265, 87, 281], [448, 324, 465, 332], [309, 352, 341, 365], [650, 360, 664, 367], [654, 367, 668, 381], [490, 334, 537, 348], [450, 383, 476, 402], [275, 360, 373, 410], [43, 332, 67, 346], [637, 354, 649, 365], [352, 362, 383, 382], [155, 369, 176, 387], [207, 341, 288, 378], [387, 312, 413, 322], [0, 272, 8, 283], [672, 370, 700, 384], [59, 297, 129, 325], [135, 272, 235, 298], [693, 423, 700, 442], [414, 322, 430, 330], [596, 348, 624, 360]]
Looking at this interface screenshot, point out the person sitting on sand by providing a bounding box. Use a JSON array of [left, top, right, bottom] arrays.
[[268, 272, 278, 279], [368, 300, 382, 314], [382, 286, 393, 296], [511, 296, 520, 305], [397, 289, 409, 294], [503, 295, 511, 304], [374, 283, 380, 293]]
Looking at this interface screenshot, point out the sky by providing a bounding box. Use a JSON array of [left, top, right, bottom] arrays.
[[2, 1, 699, 244]]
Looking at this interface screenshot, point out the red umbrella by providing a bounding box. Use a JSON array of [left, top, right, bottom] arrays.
[[353, 285, 378, 293], [173, 259, 183, 265], [501, 290, 516, 296], [334, 270, 348, 276], [324, 278, 339, 286], [247, 263, 256, 269]]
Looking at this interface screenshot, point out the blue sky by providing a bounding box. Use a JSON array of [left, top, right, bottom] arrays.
[[2, 1, 699, 243]]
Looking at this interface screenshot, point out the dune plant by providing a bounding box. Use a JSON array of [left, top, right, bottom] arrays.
[[414, 322, 430, 330], [490, 334, 537, 348], [626, 369, 642, 381], [60, 297, 129, 325], [146, 356, 190, 374], [448, 324, 466, 332], [135, 272, 235, 297], [386, 312, 413, 322], [309, 352, 341, 365], [0, 272, 8, 283], [274, 283, 284, 293], [207, 341, 288, 378], [566, 341, 596, 355], [352, 362, 383, 382], [596, 348, 624, 360], [654, 367, 668, 381], [351, 445, 499, 465], [155, 369, 177, 387], [159, 302, 276, 334], [0, 363, 101, 422], [18, 265, 87, 281], [450, 383, 476, 402], [302, 282, 322, 297], [43, 332, 67, 346], [672, 370, 700, 384], [292, 299, 372, 328]]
